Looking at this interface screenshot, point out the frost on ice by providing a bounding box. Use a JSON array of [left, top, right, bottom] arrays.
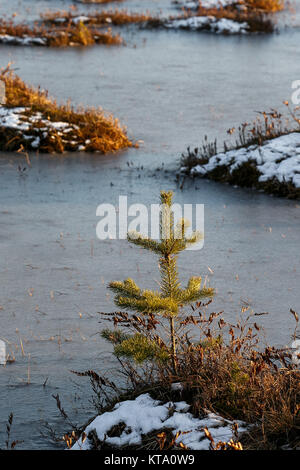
[[185, 133, 300, 189], [72, 393, 247, 450]]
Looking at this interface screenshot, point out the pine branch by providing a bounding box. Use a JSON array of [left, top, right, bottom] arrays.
[[127, 231, 164, 254], [115, 292, 179, 315], [179, 277, 214, 303], [180, 286, 214, 304], [109, 278, 141, 299]]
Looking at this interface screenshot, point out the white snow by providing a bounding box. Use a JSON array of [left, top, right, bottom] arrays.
[[31, 136, 40, 148], [186, 133, 300, 189], [199, 0, 237, 7], [175, 0, 238, 11], [166, 16, 248, 34], [0, 34, 46, 46], [72, 16, 91, 25], [72, 393, 247, 450], [171, 382, 184, 392], [0, 107, 30, 131], [0, 107, 83, 151]]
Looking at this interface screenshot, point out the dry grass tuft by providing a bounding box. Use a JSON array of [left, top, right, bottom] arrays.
[[171, 311, 299, 450], [42, 5, 276, 33], [245, 0, 284, 12], [41, 8, 161, 27], [180, 107, 300, 199], [0, 68, 133, 154], [80, 306, 299, 450], [189, 5, 275, 32], [0, 18, 123, 47]]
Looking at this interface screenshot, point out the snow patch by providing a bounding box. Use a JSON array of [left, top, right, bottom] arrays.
[[186, 133, 300, 189], [166, 16, 248, 34], [72, 16, 91, 25], [0, 107, 83, 151], [72, 393, 247, 450], [199, 0, 237, 7], [175, 0, 238, 11], [0, 34, 46, 46], [0, 107, 30, 131]]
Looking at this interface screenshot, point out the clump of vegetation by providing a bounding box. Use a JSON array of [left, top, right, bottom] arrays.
[[72, 190, 299, 450], [245, 0, 284, 12], [41, 8, 161, 27], [77, 0, 124, 4], [175, 0, 285, 33], [180, 106, 300, 199], [42, 5, 275, 34], [0, 66, 132, 154], [0, 413, 22, 450], [184, 5, 275, 33], [0, 18, 123, 47]]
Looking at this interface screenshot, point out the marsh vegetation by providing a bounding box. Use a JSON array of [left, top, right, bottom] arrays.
[[0, 66, 132, 153]]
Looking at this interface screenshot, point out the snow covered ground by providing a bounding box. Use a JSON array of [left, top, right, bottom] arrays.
[[0, 107, 87, 151], [45, 13, 249, 35], [48, 15, 91, 25], [175, 0, 239, 11], [0, 35, 46, 46], [182, 133, 300, 189], [166, 15, 248, 33], [72, 393, 247, 450], [199, 0, 238, 6]]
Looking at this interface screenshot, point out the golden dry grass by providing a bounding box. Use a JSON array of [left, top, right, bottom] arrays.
[[191, 5, 275, 32], [42, 6, 276, 33], [157, 308, 300, 449], [0, 19, 123, 47], [86, 306, 299, 450], [41, 8, 160, 27], [0, 69, 133, 154], [245, 0, 284, 12]]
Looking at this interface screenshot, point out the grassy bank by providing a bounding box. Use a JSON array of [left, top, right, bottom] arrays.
[[0, 19, 123, 47], [0, 68, 133, 153], [180, 108, 300, 199], [42, 5, 277, 34], [41, 9, 160, 27], [171, 0, 285, 33], [62, 298, 300, 450], [0, 0, 283, 46]]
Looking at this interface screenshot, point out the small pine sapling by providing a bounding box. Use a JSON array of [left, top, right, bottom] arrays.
[[101, 191, 214, 374]]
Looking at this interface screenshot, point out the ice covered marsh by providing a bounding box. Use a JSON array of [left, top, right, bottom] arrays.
[[0, 0, 298, 453]]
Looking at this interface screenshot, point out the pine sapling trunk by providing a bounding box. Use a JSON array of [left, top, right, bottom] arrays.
[[164, 252, 178, 375], [169, 316, 177, 375]]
